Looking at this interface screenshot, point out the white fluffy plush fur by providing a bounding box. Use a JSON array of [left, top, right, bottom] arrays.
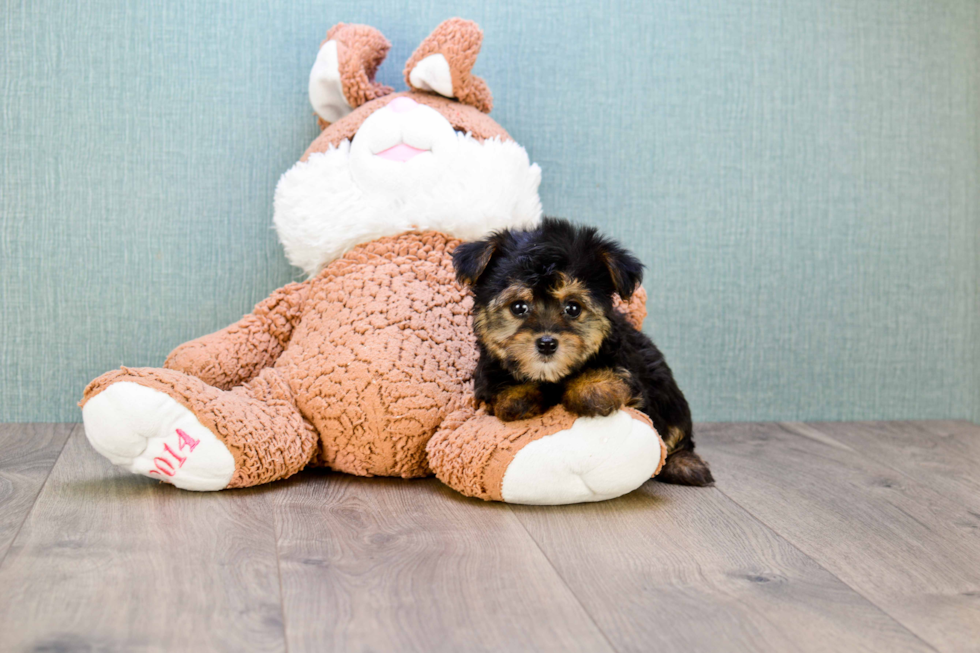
[[273, 134, 542, 276]]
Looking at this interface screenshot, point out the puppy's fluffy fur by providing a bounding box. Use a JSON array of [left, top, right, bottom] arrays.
[[453, 217, 713, 486]]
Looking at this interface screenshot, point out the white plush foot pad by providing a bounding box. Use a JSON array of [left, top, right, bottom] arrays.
[[501, 410, 662, 505], [82, 382, 235, 491]]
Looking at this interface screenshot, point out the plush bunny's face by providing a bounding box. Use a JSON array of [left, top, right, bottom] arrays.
[[273, 20, 542, 277], [348, 95, 496, 197]]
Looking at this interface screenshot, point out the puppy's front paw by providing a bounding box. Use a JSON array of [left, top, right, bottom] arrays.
[[562, 369, 632, 417], [492, 384, 545, 422]]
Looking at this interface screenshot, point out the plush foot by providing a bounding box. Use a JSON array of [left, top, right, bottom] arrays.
[[501, 409, 664, 505], [657, 449, 714, 486], [82, 382, 235, 491]]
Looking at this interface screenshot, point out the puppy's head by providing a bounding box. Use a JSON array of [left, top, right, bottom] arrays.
[[454, 217, 643, 382]]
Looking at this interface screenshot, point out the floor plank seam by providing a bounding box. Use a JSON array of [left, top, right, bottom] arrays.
[[272, 509, 291, 653], [504, 504, 621, 653], [0, 423, 75, 572], [709, 483, 942, 653]]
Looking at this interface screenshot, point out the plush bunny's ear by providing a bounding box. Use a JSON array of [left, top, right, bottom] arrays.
[[309, 24, 394, 127], [404, 18, 493, 113]]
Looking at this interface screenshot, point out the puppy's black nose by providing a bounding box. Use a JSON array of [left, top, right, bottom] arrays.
[[535, 336, 558, 356]]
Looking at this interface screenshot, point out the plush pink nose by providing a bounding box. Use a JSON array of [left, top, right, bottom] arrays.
[[388, 97, 418, 114]]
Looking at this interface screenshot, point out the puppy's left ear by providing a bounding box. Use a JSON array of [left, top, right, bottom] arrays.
[[453, 238, 498, 286], [600, 244, 644, 301]]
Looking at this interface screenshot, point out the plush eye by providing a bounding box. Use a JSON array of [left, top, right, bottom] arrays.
[[510, 301, 530, 317], [564, 301, 582, 318]]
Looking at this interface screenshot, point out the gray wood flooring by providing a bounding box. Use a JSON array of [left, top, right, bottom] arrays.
[[1, 421, 978, 653]]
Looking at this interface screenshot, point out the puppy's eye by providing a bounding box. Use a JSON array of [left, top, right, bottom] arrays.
[[564, 301, 582, 318], [510, 301, 530, 317]]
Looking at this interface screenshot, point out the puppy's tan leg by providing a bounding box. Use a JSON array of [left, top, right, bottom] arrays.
[[562, 369, 632, 417], [492, 383, 545, 422]]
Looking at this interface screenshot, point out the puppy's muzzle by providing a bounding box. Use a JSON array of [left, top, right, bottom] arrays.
[[535, 336, 558, 356]]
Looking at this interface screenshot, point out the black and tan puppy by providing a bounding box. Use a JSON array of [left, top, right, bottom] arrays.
[[453, 217, 713, 486]]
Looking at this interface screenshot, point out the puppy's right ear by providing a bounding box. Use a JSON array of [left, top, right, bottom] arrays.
[[599, 242, 644, 301], [453, 238, 497, 287]]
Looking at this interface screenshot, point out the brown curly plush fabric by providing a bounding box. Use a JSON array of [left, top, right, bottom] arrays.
[[163, 283, 308, 390], [82, 231, 656, 497], [427, 405, 577, 501], [306, 19, 504, 152], [403, 18, 493, 113], [615, 286, 647, 331], [274, 232, 477, 477], [324, 23, 394, 110]]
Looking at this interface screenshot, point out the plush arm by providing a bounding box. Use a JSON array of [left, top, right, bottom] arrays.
[[613, 285, 648, 331], [426, 403, 666, 503], [164, 282, 308, 390]]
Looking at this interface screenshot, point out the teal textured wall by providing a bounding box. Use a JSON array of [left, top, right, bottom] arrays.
[[2, 0, 978, 423]]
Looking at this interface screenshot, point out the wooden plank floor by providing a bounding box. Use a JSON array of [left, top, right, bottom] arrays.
[[0, 421, 977, 653]]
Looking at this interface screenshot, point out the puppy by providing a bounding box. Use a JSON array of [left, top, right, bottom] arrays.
[[453, 217, 713, 486]]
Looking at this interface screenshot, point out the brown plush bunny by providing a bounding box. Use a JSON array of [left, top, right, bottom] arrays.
[[80, 19, 666, 504]]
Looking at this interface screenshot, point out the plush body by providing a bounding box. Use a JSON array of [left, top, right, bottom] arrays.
[[80, 19, 668, 505]]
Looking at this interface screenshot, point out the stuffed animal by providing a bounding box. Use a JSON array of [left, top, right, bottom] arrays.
[[80, 18, 667, 505]]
